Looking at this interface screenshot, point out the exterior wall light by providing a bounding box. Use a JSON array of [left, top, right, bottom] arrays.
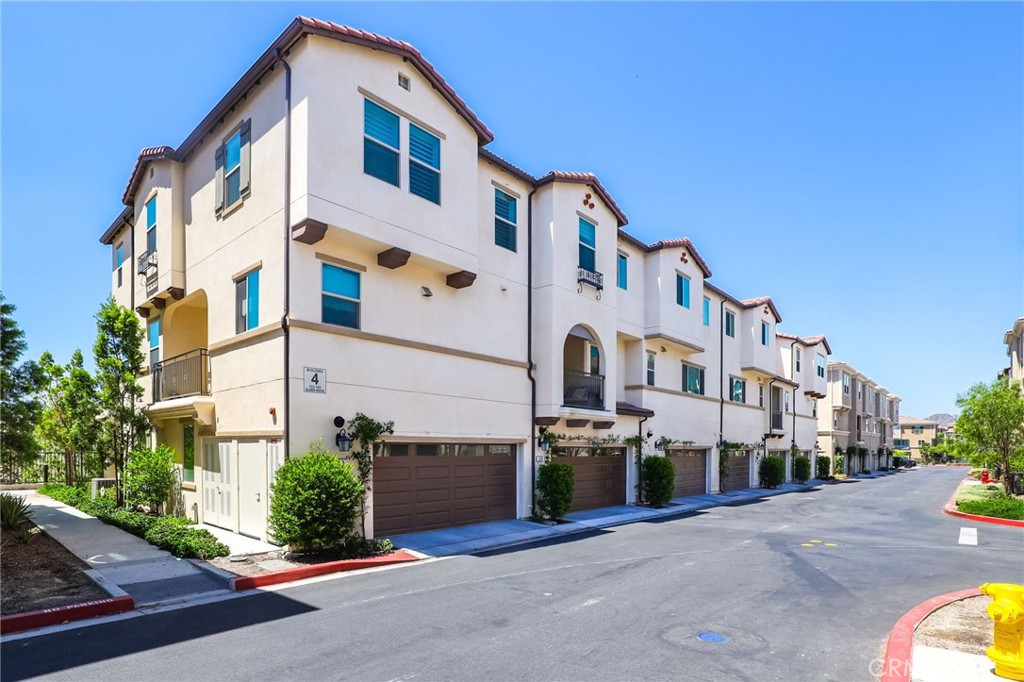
[[334, 416, 352, 453], [538, 426, 550, 452], [654, 438, 664, 451]]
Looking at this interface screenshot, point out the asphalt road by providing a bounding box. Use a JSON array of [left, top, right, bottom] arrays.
[[4, 467, 1022, 682]]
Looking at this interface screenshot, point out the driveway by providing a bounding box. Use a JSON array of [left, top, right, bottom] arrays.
[[4, 467, 1021, 682]]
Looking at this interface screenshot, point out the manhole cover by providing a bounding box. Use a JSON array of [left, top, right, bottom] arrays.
[[696, 631, 727, 643]]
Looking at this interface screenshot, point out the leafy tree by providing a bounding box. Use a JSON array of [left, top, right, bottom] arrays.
[[37, 350, 100, 485], [93, 299, 148, 505], [955, 378, 1024, 478], [123, 443, 176, 512], [0, 293, 42, 475]]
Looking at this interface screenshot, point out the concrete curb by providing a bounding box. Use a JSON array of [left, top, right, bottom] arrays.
[[942, 481, 1024, 529], [229, 550, 421, 591], [879, 588, 982, 682], [0, 596, 135, 635]]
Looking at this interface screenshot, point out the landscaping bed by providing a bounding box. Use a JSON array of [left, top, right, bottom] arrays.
[[954, 480, 1024, 520], [1, 520, 108, 615], [915, 594, 991, 656]]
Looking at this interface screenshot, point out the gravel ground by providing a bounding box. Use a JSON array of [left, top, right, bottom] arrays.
[[915, 595, 993, 656]]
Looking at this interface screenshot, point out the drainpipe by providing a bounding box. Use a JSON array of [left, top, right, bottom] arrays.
[[636, 415, 648, 504], [717, 299, 725, 491], [275, 48, 292, 460], [129, 216, 136, 313], [526, 186, 538, 516], [790, 339, 800, 467]]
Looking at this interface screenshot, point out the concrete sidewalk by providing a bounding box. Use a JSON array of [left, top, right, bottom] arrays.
[[392, 480, 825, 557], [26, 493, 230, 607]]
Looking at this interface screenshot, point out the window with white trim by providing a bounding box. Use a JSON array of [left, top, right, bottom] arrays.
[[145, 197, 157, 252], [646, 351, 655, 387], [494, 189, 517, 252], [682, 362, 704, 395], [235, 268, 260, 334], [730, 377, 746, 403], [322, 264, 361, 329]]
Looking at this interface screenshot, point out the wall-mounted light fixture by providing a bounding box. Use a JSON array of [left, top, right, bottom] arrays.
[[538, 426, 550, 452], [334, 416, 352, 453], [654, 438, 664, 452]]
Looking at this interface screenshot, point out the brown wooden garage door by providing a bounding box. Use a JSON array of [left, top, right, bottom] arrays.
[[721, 451, 751, 492], [552, 449, 626, 511], [668, 450, 707, 497], [373, 443, 516, 537]]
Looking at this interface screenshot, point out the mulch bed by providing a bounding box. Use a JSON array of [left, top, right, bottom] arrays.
[[208, 548, 396, 578], [1, 521, 109, 615]]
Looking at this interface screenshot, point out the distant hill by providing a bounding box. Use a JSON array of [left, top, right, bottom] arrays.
[[926, 413, 955, 425]]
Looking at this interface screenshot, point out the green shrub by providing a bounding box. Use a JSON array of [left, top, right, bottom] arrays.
[[641, 456, 675, 508], [957, 497, 1024, 520], [793, 457, 811, 483], [144, 521, 230, 559], [816, 456, 831, 480], [0, 493, 33, 530], [268, 442, 363, 550], [536, 462, 574, 521], [759, 456, 786, 488], [834, 453, 845, 475], [124, 443, 176, 511]]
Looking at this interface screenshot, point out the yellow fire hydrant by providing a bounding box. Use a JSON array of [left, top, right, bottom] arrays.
[[980, 582, 1024, 681]]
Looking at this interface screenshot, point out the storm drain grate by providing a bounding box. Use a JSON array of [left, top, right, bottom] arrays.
[[695, 631, 727, 643]]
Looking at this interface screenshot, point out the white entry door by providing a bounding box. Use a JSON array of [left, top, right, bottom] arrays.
[[203, 441, 234, 529], [237, 440, 264, 539]]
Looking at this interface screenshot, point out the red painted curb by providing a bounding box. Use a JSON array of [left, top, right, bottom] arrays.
[[0, 595, 135, 635], [229, 550, 420, 591], [879, 588, 982, 682], [942, 482, 1024, 528]]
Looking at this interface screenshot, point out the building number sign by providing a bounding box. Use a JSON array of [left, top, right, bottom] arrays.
[[303, 367, 326, 394]]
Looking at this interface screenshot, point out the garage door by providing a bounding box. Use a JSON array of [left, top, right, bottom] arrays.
[[373, 443, 516, 537], [721, 451, 751, 492], [552, 448, 626, 511], [668, 450, 707, 497]]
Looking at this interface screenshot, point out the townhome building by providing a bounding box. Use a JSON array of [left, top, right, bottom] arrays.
[[816, 361, 901, 474], [897, 416, 938, 462], [1003, 317, 1024, 387], [100, 16, 831, 542]]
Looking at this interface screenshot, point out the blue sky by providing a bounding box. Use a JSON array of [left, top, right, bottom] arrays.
[[2, 2, 1021, 418]]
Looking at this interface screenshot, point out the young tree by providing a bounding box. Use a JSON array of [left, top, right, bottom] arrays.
[[955, 378, 1024, 478], [0, 293, 42, 475], [93, 299, 148, 505], [37, 350, 101, 484]]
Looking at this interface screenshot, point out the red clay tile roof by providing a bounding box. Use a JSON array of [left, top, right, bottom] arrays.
[[120, 146, 177, 207], [616, 231, 713, 278], [479, 148, 536, 184], [739, 296, 782, 323], [114, 17, 495, 212], [616, 401, 654, 418], [298, 17, 493, 145], [776, 332, 831, 355], [537, 171, 628, 227]]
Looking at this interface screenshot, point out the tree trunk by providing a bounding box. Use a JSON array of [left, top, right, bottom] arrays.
[[64, 452, 74, 486]]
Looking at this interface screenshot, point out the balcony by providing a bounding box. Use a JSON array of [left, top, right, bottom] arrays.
[[137, 249, 158, 276], [577, 267, 604, 291], [563, 370, 604, 409], [153, 348, 210, 403]]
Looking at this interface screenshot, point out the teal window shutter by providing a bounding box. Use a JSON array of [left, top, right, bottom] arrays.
[[703, 297, 710, 326], [579, 218, 596, 271], [494, 189, 516, 251], [409, 124, 440, 203], [246, 270, 260, 330], [364, 99, 399, 186], [676, 275, 690, 307], [617, 253, 627, 289]]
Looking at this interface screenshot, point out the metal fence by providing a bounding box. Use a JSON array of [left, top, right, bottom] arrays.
[[0, 452, 106, 485]]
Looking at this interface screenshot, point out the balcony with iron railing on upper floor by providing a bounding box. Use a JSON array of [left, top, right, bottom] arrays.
[[137, 249, 158, 276], [577, 267, 603, 292], [153, 348, 210, 403], [563, 369, 605, 410]]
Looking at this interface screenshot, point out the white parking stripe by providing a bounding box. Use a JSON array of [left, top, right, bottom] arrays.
[[958, 527, 978, 546]]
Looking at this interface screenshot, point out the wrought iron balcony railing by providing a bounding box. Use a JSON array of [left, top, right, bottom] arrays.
[[563, 369, 605, 409], [577, 267, 604, 291], [153, 348, 210, 402]]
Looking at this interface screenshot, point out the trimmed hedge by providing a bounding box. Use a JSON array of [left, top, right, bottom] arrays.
[[957, 497, 1024, 521], [793, 457, 811, 483], [536, 462, 574, 521], [641, 456, 675, 508], [39, 483, 229, 559], [759, 456, 786, 489], [816, 456, 832, 480], [268, 444, 363, 551]]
